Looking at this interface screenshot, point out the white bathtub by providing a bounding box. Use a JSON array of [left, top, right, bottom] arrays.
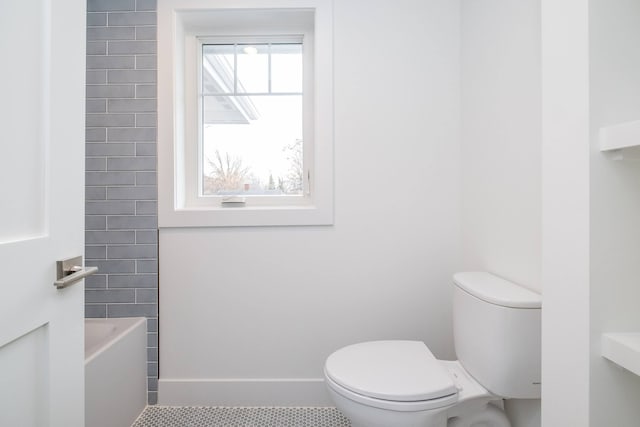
[[85, 317, 147, 427]]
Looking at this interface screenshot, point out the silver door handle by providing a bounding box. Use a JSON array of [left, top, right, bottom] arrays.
[[54, 256, 98, 289]]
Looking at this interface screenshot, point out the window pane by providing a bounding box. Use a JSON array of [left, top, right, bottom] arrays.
[[202, 95, 303, 196], [202, 45, 235, 94], [236, 44, 269, 93], [271, 44, 303, 93], [203, 95, 258, 125]]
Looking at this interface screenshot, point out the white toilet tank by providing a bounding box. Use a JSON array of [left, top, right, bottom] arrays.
[[453, 272, 541, 399]]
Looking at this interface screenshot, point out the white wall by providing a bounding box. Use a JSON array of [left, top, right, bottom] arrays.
[[589, 0, 640, 424], [158, 0, 461, 405], [460, 1, 541, 425], [541, 0, 591, 425], [460, 0, 541, 293]]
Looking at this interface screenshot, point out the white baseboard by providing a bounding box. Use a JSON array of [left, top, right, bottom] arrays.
[[157, 378, 333, 407]]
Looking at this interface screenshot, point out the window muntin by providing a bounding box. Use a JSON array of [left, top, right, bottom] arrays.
[[199, 40, 306, 201]]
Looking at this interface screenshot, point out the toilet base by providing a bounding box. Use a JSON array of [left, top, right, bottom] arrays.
[[447, 404, 510, 427], [327, 385, 449, 427], [330, 387, 510, 427]]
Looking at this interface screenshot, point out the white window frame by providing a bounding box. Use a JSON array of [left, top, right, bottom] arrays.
[[157, 0, 334, 227], [191, 35, 311, 208]]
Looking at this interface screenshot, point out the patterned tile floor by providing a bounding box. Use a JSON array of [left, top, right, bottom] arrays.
[[131, 406, 351, 427]]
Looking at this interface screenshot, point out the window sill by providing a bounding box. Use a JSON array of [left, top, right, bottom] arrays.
[[158, 204, 333, 228]]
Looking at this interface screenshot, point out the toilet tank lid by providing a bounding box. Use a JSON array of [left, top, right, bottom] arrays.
[[453, 272, 541, 309]]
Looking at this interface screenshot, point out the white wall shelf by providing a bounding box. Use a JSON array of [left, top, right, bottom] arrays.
[[599, 120, 640, 159], [602, 333, 640, 376]]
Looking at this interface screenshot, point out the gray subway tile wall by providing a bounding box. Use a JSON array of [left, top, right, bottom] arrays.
[[85, 0, 158, 405]]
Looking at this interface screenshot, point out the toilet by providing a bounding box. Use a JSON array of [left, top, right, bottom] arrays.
[[324, 272, 541, 427]]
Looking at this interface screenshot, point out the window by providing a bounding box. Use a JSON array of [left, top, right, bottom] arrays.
[[157, 2, 333, 227], [199, 39, 307, 203]]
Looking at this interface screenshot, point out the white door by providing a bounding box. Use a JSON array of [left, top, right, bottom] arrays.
[[0, 0, 87, 426]]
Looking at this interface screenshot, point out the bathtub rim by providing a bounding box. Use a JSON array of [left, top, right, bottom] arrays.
[[85, 317, 147, 365]]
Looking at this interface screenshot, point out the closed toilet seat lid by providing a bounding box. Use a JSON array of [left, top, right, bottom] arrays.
[[325, 340, 457, 402]]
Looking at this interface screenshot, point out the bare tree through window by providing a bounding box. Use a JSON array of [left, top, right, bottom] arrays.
[[203, 150, 251, 194]]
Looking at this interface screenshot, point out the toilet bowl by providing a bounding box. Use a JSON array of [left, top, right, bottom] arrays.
[[324, 340, 508, 427], [324, 272, 542, 427]]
